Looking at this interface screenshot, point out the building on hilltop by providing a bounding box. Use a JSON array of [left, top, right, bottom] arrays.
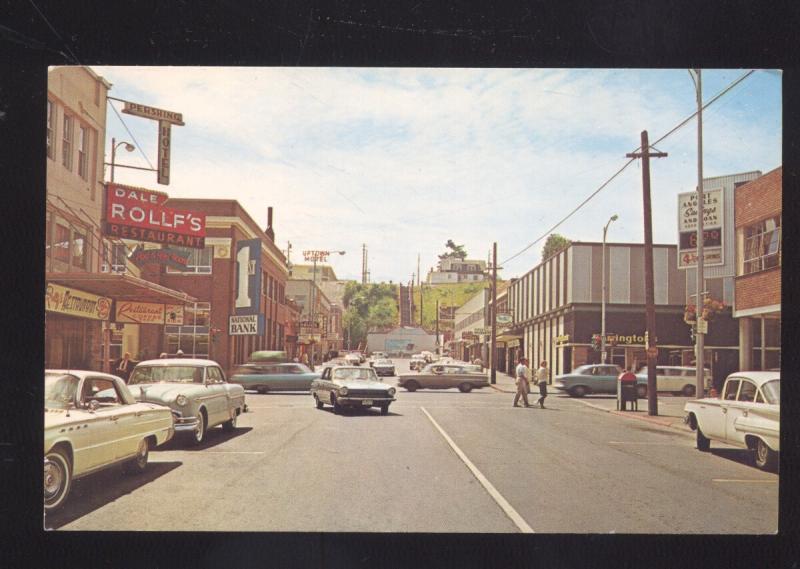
[[427, 258, 487, 284]]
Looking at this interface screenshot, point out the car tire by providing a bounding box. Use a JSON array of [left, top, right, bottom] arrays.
[[696, 426, 711, 452], [192, 409, 206, 445], [682, 384, 696, 397], [458, 383, 473, 393], [123, 438, 150, 474], [636, 384, 648, 399], [222, 411, 238, 432], [314, 394, 324, 409], [44, 448, 72, 512], [404, 380, 419, 392], [331, 393, 342, 414], [570, 385, 587, 398], [380, 404, 389, 415], [754, 439, 778, 471]]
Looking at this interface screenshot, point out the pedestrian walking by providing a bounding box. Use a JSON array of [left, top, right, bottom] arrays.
[[114, 352, 133, 383], [535, 360, 550, 408], [513, 357, 531, 407]]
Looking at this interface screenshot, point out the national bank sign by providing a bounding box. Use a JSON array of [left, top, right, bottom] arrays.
[[230, 238, 264, 335]]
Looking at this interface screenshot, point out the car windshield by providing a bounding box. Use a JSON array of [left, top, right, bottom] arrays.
[[761, 380, 780, 404], [332, 368, 378, 381], [129, 365, 204, 384], [44, 373, 79, 409], [375, 359, 392, 365]]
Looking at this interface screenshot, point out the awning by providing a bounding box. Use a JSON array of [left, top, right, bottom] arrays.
[[496, 333, 522, 343], [46, 272, 196, 304]]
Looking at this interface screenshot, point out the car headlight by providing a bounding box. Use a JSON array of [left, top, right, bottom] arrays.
[[175, 394, 188, 406], [339, 387, 348, 396], [388, 387, 396, 396]]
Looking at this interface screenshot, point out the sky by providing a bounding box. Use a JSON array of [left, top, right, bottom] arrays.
[[90, 67, 782, 283]]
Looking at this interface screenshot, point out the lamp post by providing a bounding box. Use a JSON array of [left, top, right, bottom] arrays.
[[689, 68, 706, 398], [110, 137, 135, 183], [601, 214, 619, 363], [304, 249, 345, 368]]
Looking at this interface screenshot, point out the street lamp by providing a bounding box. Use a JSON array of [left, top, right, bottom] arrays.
[[110, 137, 135, 183], [601, 214, 619, 364], [304, 249, 345, 367]]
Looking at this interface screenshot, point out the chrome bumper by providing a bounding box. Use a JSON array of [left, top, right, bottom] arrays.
[[338, 397, 395, 406], [172, 412, 200, 432]]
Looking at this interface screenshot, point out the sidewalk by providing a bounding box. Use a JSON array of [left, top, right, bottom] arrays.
[[488, 372, 692, 434]]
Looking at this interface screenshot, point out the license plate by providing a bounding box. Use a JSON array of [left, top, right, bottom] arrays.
[[362, 399, 373, 406]]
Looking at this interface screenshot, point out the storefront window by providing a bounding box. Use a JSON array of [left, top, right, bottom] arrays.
[[165, 302, 210, 358]]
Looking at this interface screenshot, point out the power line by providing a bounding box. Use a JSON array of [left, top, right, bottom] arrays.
[[107, 100, 156, 170], [500, 69, 757, 266], [27, 0, 80, 64]]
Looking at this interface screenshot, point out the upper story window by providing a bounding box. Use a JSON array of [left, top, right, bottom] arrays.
[[47, 100, 56, 160], [53, 223, 70, 263], [62, 114, 73, 170], [102, 240, 128, 273], [743, 216, 781, 274], [72, 230, 87, 269], [166, 246, 213, 274], [77, 125, 89, 180]]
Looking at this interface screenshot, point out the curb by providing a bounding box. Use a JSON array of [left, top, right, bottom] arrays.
[[489, 384, 516, 394], [575, 399, 693, 434]]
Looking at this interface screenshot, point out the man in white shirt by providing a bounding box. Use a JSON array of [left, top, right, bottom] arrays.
[[513, 358, 531, 407], [534, 360, 550, 408]]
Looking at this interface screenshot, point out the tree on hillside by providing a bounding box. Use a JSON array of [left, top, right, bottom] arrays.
[[437, 239, 468, 269], [343, 307, 367, 350], [542, 234, 571, 261], [367, 297, 398, 330]]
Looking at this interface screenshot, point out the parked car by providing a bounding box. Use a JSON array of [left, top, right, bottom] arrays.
[[398, 363, 488, 393], [44, 370, 175, 512], [684, 372, 780, 470], [229, 362, 320, 393], [344, 353, 362, 366], [371, 358, 396, 377], [409, 355, 427, 371], [370, 351, 388, 360], [634, 366, 712, 397], [127, 358, 246, 445], [553, 364, 637, 398], [311, 365, 396, 414]]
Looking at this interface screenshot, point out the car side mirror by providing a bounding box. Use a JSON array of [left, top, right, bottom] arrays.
[[88, 399, 99, 411]]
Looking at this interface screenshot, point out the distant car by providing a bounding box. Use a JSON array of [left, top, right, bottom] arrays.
[[371, 351, 388, 360], [127, 359, 246, 445], [372, 358, 396, 377], [311, 365, 396, 414], [44, 370, 174, 512], [634, 366, 712, 397], [229, 362, 320, 393], [398, 363, 488, 393], [344, 353, 361, 366], [409, 355, 427, 371], [685, 372, 780, 470], [420, 351, 434, 363], [553, 364, 636, 398]]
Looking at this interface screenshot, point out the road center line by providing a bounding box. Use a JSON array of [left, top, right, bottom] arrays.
[[420, 406, 534, 534]]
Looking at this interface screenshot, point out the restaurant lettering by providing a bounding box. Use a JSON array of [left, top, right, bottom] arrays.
[[45, 283, 111, 320]]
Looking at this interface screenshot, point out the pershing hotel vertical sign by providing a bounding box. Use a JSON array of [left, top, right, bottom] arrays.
[[229, 239, 265, 335], [677, 188, 724, 269]]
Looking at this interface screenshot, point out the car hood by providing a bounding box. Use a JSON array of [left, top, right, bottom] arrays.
[[127, 383, 199, 403]]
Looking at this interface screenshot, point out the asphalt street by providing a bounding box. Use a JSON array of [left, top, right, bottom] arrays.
[[46, 358, 778, 533]]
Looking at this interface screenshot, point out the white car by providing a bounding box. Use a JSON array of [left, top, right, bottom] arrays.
[[684, 372, 780, 470], [311, 365, 396, 415], [635, 366, 712, 397], [44, 370, 175, 512]]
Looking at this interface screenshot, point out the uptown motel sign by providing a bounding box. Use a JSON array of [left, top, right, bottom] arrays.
[[120, 100, 185, 185]]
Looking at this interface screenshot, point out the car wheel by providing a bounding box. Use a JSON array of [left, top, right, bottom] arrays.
[[192, 409, 206, 445], [44, 448, 72, 512], [380, 404, 389, 415], [682, 384, 696, 397], [314, 394, 324, 409], [123, 438, 150, 474], [222, 411, 238, 431], [696, 425, 711, 452], [405, 380, 419, 392], [458, 383, 473, 393], [636, 384, 648, 398], [754, 439, 778, 471], [331, 393, 342, 414], [570, 385, 587, 398]]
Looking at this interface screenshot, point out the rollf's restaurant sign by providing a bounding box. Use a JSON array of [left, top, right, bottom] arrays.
[[103, 183, 206, 249], [46, 283, 111, 321]]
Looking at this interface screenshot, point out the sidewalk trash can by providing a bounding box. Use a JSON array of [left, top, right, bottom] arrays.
[[617, 371, 638, 411]]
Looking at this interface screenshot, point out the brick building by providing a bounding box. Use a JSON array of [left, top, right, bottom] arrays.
[[734, 167, 782, 371]]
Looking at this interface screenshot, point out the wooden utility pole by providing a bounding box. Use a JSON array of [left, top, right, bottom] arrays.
[[435, 300, 440, 355], [627, 131, 667, 416], [490, 242, 498, 385]]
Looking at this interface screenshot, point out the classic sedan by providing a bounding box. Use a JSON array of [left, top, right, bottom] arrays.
[[685, 372, 780, 470], [371, 358, 396, 377], [229, 362, 320, 393], [127, 358, 245, 445], [553, 364, 646, 398], [398, 363, 488, 392], [311, 365, 396, 415], [44, 370, 174, 512]]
